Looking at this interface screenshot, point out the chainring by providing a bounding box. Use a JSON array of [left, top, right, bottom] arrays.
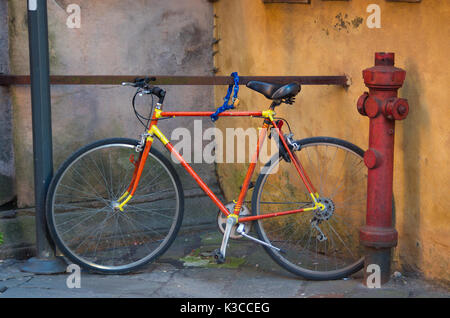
[[217, 202, 252, 239]]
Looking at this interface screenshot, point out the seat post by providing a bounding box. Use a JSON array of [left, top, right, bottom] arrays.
[[270, 101, 280, 109]]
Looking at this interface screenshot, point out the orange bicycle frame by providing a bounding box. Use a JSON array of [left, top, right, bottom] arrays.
[[117, 108, 323, 221]]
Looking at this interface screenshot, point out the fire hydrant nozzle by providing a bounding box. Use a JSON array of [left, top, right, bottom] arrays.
[[357, 52, 409, 285]]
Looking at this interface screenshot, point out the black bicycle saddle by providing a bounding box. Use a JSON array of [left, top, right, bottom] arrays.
[[246, 81, 301, 100]]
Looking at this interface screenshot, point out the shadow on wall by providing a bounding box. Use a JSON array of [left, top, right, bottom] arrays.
[[0, 89, 15, 206], [398, 58, 426, 275]]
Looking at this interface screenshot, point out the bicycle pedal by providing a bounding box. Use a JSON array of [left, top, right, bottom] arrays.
[[213, 249, 225, 264]]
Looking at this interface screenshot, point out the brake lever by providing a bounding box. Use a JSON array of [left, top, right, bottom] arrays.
[[135, 77, 156, 86], [122, 77, 156, 88]]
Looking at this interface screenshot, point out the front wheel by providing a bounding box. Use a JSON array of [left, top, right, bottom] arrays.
[[252, 137, 368, 280], [46, 138, 184, 274]]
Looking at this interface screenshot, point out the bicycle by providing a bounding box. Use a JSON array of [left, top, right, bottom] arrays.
[[46, 77, 369, 280]]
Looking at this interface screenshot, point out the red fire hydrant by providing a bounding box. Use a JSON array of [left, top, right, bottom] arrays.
[[357, 52, 409, 285]]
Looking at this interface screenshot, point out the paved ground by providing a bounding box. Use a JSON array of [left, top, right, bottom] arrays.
[[0, 227, 448, 298]]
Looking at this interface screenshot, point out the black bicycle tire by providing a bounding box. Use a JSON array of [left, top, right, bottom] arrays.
[[251, 136, 367, 280], [46, 138, 184, 274]]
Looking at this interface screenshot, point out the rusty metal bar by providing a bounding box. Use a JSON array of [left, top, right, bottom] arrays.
[[0, 75, 350, 87]]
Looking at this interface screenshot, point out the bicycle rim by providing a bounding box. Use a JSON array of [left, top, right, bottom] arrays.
[[47, 139, 183, 273], [252, 137, 366, 280]]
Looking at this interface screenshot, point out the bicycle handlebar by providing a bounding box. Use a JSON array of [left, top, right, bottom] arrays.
[[122, 77, 166, 103], [121, 76, 155, 88]]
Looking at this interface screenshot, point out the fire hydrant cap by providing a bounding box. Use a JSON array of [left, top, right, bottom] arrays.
[[363, 52, 406, 88], [357, 92, 369, 115], [375, 52, 395, 66], [365, 97, 381, 118], [386, 98, 409, 120], [364, 148, 381, 169]]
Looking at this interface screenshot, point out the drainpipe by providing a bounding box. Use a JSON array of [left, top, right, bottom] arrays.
[[357, 52, 409, 285]]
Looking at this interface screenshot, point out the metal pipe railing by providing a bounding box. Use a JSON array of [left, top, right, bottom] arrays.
[[0, 75, 350, 87]]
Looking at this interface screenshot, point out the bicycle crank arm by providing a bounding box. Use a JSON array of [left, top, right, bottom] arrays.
[[236, 224, 286, 254], [216, 216, 236, 263]]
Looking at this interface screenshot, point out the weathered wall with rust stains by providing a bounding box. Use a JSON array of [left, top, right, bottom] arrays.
[[2, 1, 222, 257], [213, 0, 449, 284], [8, 0, 218, 207]]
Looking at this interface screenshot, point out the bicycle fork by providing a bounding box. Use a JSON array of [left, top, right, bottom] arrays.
[[115, 125, 166, 211]]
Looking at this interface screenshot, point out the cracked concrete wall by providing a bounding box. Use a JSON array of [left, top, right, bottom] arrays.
[[8, 0, 218, 209], [0, 0, 14, 206]]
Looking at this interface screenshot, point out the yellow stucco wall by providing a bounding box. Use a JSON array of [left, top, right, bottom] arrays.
[[213, 0, 449, 284]]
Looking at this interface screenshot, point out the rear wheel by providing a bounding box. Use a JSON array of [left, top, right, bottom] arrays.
[[252, 137, 368, 280], [46, 138, 184, 274]]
